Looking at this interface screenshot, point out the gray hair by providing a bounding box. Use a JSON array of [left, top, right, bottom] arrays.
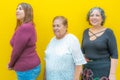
[[87, 7, 106, 26]]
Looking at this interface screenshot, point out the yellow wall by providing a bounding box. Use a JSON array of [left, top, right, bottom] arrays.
[[0, 0, 119, 80]]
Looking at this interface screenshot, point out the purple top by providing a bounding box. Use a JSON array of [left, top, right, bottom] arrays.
[[9, 22, 40, 71]]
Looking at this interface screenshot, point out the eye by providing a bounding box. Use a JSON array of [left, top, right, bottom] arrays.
[[17, 6, 23, 11], [53, 25, 55, 27], [53, 24, 60, 27], [56, 24, 60, 27], [19, 7, 23, 10], [96, 14, 100, 17], [90, 14, 94, 17]]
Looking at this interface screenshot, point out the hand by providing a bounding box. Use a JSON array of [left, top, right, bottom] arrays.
[[74, 76, 80, 80], [74, 78, 79, 80], [109, 73, 116, 80], [8, 67, 13, 70], [85, 58, 91, 62], [8, 64, 13, 70], [43, 75, 46, 80]]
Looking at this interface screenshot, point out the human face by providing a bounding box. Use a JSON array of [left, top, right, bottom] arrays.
[[89, 9, 103, 27], [53, 19, 67, 39], [16, 5, 25, 21]]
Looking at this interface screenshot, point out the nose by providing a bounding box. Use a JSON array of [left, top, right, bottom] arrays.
[[16, 8, 20, 12], [91, 16, 97, 20], [54, 26, 59, 30], [16, 11, 18, 15]]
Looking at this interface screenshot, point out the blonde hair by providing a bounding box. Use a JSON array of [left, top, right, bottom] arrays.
[[53, 16, 68, 27]]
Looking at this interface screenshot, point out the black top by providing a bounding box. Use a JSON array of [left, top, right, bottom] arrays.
[[82, 28, 118, 60]]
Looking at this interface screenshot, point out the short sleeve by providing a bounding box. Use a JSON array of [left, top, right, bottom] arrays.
[[107, 29, 118, 59], [69, 35, 87, 65]]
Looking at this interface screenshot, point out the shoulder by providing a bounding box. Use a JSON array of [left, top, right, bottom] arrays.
[[67, 33, 77, 39], [19, 22, 34, 32], [106, 28, 113, 33], [51, 36, 55, 41], [106, 28, 114, 35], [105, 28, 116, 38], [83, 28, 89, 34], [49, 36, 56, 43], [66, 33, 79, 42], [85, 28, 89, 31]]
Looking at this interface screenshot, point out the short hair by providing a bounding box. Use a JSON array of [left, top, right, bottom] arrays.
[[53, 16, 68, 27], [87, 7, 106, 26], [16, 2, 34, 29]]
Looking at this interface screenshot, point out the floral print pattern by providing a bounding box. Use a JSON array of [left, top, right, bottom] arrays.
[[100, 76, 109, 80], [82, 68, 94, 80], [82, 68, 109, 80]]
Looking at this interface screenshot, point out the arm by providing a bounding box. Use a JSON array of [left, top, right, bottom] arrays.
[[44, 66, 46, 80], [107, 29, 118, 80], [9, 25, 32, 68], [70, 35, 86, 80], [81, 29, 90, 62], [109, 58, 118, 80], [81, 30, 86, 54], [44, 61, 46, 80], [74, 65, 83, 80]]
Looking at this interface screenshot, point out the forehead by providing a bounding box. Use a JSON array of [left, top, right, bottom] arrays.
[[53, 18, 63, 24], [90, 9, 101, 14], [17, 5, 23, 9]]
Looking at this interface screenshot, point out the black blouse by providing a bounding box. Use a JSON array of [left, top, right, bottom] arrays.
[[82, 28, 118, 60]]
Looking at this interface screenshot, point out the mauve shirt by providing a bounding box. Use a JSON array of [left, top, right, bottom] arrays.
[[9, 22, 40, 71]]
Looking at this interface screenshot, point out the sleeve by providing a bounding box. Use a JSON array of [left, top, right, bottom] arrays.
[[81, 30, 86, 54], [107, 29, 118, 59], [9, 26, 32, 68], [70, 35, 87, 65], [44, 37, 55, 61]]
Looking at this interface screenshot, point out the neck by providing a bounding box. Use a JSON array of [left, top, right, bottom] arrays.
[[92, 25, 104, 30], [56, 32, 68, 40]]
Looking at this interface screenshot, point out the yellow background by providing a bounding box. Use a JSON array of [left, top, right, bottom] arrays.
[[0, 0, 119, 80]]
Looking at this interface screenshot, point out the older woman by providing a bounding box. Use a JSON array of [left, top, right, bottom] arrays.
[[45, 16, 86, 80], [8, 3, 41, 80], [81, 7, 118, 80]]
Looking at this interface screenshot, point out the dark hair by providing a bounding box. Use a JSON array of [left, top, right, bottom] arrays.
[[87, 7, 106, 26], [16, 2, 34, 30], [53, 16, 68, 27]]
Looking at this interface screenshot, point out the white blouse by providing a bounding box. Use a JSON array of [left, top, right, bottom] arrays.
[[45, 33, 86, 80]]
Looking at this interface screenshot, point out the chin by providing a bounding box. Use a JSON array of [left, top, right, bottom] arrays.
[[92, 24, 98, 26], [16, 17, 21, 20], [56, 36, 61, 39]]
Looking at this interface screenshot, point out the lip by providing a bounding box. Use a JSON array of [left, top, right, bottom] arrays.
[[92, 21, 97, 23], [91, 19, 98, 23], [16, 12, 19, 15]]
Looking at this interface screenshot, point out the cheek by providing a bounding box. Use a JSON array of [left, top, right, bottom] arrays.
[[22, 12, 25, 18], [61, 28, 67, 33], [89, 19, 92, 23], [89, 18, 92, 21], [16, 15, 21, 19], [100, 18, 103, 22]]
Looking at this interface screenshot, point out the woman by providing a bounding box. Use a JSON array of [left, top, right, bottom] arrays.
[[81, 7, 118, 80], [45, 16, 86, 80], [8, 3, 41, 80]]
